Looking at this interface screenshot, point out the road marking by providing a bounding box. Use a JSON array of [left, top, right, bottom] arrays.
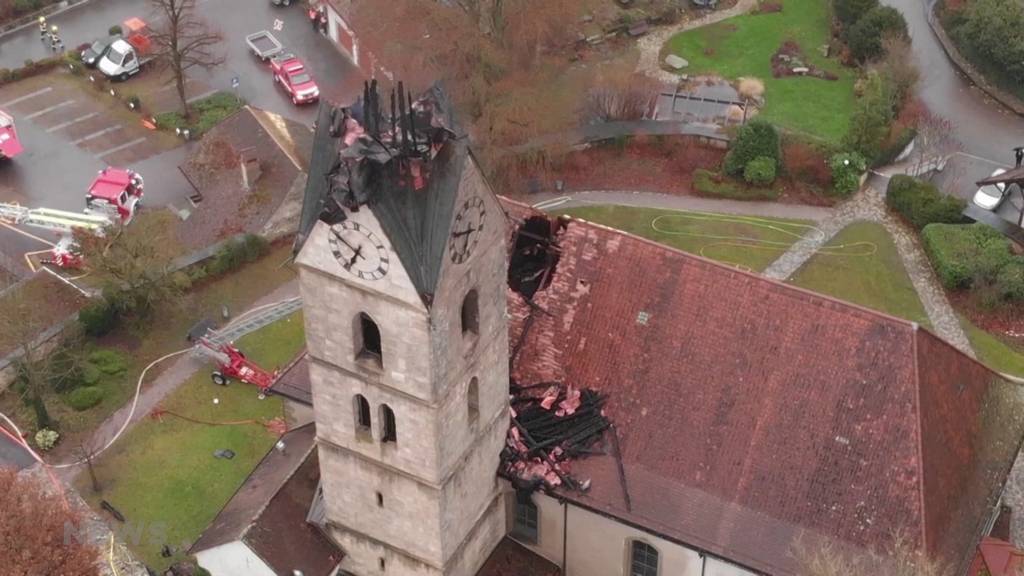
[[45, 112, 99, 133], [2, 87, 53, 107], [72, 125, 122, 145], [96, 137, 147, 158], [23, 100, 75, 120], [186, 89, 219, 104]]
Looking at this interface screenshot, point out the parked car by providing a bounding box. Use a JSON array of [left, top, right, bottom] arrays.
[[973, 168, 1009, 210], [81, 35, 118, 68], [269, 53, 320, 105]]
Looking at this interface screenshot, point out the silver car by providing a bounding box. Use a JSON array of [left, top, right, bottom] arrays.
[[973, 168, 1008, 210]]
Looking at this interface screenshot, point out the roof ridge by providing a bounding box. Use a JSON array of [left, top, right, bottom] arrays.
[[912, 325, 929, 556], [561, 214, 919, 331], [248, 105, 305, 172]]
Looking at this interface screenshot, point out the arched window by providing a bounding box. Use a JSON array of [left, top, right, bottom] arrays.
[[381, 404, 397, 443], [354, 395, 371, 431], [629, 541, 659, 576], [467, 377, 479, 424], [356, 312, 382, 367], [461, 289, 479, 336]]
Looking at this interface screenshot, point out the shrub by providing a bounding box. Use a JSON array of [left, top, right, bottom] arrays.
[[996, 260, 1024, 301], [783, 140, 833, 188], [828, 152, 866, 196], [885, 174, 966, 229], [156, 92, 245, 136], [833, 0, 880, 29], [66, 386, 104, 411], [88, 349, 128, 375], [847, 6, 909, 62], [921, 223, 1009, 289], [13, 0, 42, 14], [78, 299, 118, 337], [950, 0, 1024, 92], [743, 156, 777, 186], [693, 169, 780, 200], [724, 119, 781, 177], [35, 429, 59, 451], [843, 71, 895, 161], [207, 234, 269, 277], [82, 363, 101, 386], [109, 25, 123, 36]]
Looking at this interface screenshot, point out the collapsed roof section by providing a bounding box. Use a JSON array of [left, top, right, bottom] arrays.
[[295, 81, 466, 304]]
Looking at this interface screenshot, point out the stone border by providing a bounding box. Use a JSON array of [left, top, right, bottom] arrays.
[[926, 2, 1024, 117]]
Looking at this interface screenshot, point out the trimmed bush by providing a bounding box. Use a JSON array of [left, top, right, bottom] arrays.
[[82, 363, 101, 386], [724, 120, 782, 177], [66, 386, 104, 411], [35, 429, 59, 451], [921, 223, 1010, 289], [996, 260, 1024, 302], [828, 152, 866, 197], [88, 349, 128, 375], [847, 6, 909, 62], [833, 0, 880, 29], [743, 156, 777, 186], [692, 169, 780, 200], [886, 175, 966, 229], [78, 298, 118, 337]]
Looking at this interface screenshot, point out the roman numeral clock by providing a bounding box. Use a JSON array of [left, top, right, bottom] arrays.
[[449, 196, 486, 264], [328, 221, 390, 281]]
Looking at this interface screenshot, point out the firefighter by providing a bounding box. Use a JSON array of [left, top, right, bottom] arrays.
[[308, 1, 319, 31], [49, 25, 63, 52], [318, 6, 328, 35], [38, 16, 47, 41]]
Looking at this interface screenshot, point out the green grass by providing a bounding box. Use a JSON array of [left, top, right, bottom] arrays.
[[791, 222, 930, 326], [961, 315, 1024, 378], [664, 0, 856, 142], [155, 92, 244, 136], [556, 204, 814, 272], [75, 311, 305, 570]]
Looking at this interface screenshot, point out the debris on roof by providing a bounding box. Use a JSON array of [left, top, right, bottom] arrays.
[[508, 215, 564, 299], [502, 382, 609, 492]]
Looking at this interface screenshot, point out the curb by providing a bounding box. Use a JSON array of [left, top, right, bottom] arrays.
[[0, 0, 96, 40], [925, 3, 1024, 118]]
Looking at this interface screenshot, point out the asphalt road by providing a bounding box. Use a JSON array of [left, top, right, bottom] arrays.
[[0, 0, 362, 278], [883, 0, 1024, 166]]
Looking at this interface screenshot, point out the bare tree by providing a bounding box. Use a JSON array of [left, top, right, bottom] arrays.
[[584, 71, 660, 123], [148, 0, 225, 118], [913, 110, 962, 176]]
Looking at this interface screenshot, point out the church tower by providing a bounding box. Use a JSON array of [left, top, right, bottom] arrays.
[[295, 84, 509, 576]]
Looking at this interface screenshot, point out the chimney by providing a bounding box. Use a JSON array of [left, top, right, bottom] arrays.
[[239, 147, 262, 191]]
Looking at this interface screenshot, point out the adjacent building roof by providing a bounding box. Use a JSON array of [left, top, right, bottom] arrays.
[[503, 201, 1024, 575], [969, 537, 1024, 576], [475, 538, 561, 576], [272, 352, 313, 406], [191, 423, 341, 576], [177, 105, 312, 249]]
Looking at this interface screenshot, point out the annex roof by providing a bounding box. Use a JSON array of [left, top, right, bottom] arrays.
[[969, 537, 1024, 576], [503, 201, 1024, 575]]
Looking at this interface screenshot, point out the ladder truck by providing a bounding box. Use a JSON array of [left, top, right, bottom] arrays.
[[0, 110, 24, 160], [0, 168, 145, 268]]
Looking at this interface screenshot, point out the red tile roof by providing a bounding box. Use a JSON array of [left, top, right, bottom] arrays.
[[969, 538, 1024, 576], [475, 538, 560, 576], [502, 200, 1024, 575]]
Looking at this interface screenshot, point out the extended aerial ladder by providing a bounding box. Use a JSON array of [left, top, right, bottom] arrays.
[[0, 203, 112, 269]]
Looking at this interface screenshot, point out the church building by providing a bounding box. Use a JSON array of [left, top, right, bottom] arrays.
[[191, 83, 1024, 576]]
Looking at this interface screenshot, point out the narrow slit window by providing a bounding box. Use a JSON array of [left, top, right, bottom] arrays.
[[354, 395, 371, 430], [461, 289, 479, 335], [357, 312, 383, 366], [468, 377, 479, 423], [381, 404, 397, 443], [376, 491, 384, 507]]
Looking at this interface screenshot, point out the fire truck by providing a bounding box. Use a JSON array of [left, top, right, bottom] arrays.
[[0, 168, 144, 268], [0, 110, 24, 160]]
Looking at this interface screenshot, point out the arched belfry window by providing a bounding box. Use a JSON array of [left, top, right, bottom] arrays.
[[355, 312, 383, 367], [461, 289, 479, 336], [381, 404, 397, 443], [354, 395, 371, 431]]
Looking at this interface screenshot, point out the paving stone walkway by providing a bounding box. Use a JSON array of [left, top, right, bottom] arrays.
[[635, 0, 759, 84], [762, 186, 975, 357]]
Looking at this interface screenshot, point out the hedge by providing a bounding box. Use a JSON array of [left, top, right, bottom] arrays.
[[66, 386, 104, 411], [886, 175, 966, 229], [155, 92, 245, 137], [921, 223, 1012, 290], [692, 169, 779, 201], [724, 120, 782, 177]]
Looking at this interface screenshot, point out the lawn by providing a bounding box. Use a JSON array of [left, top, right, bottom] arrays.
[[0, 241, 298, 459], [74, 311, 305, 571], [664, 0, 856, 142], [556, 204, 815, 272], [791, 222, 931, 326], [961, 316, 1024, 379]]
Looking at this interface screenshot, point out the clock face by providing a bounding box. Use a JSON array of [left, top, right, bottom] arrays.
[[449, 196, 486, 264], [328, 221, 390, 281]]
